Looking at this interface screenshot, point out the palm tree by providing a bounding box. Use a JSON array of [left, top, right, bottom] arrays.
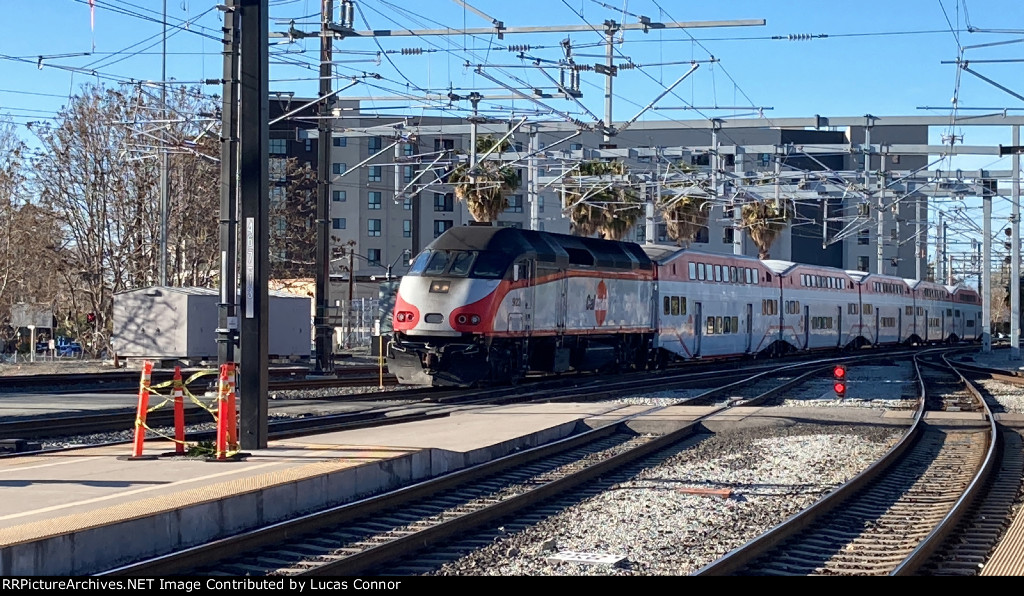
[[446, 135, 520, 222], [660, 194, 709, 246], [741, 198, 795, 259], [563, 160, 641, 239]]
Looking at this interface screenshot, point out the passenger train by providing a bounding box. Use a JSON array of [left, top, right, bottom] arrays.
[[387, 226, 983, 387]]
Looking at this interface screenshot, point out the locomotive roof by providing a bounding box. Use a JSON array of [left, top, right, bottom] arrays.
[[427, 225, 653, 271]]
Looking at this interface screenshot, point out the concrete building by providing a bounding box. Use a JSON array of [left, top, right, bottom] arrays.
[[270, 97, 931, 285]]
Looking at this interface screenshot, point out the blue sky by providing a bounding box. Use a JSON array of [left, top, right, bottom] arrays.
[[1, 0, 1022, 268]]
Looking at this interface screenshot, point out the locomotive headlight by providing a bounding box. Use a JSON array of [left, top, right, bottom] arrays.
[[396, 312, 406, 322], [457, 314, 468, 325], [470, 315, 480, 325]]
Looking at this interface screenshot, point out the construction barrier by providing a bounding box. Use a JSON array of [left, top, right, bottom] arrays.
[[127, 360, 156, 460], [120, 361, 225, 460], [213, 363, 240, 461]]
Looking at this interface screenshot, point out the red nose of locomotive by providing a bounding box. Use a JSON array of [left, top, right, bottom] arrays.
[[392, 276, 499, 335]]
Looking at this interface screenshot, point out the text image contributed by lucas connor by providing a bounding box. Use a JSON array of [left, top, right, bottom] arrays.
[[2, 578, 405, 592]]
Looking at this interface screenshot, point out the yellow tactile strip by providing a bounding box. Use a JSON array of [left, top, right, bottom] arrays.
[[981, 513, 1024, 576], [0, 447, 416, 548]]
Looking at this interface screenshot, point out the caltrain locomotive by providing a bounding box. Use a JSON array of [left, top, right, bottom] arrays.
[[387, 225, 983, 387]]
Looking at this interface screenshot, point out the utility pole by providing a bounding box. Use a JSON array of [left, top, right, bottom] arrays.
[[238, 0, 269, 450], [916, 188, 923, 281], [217, 1, 240, 367], [937, 210, 944, 282], [313, 0, 334, 375], [601, 21, 616, 145], [1012, 125, 1021, 360], [734, 146, 745, 256], [878, 149, 886, 275], [528, 126, 540, 231], [980, 193, 992, 351], [159, 0, 169, 286]]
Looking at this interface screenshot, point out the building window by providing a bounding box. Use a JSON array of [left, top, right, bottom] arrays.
[[723, 227, 735, 244], [368, 219, 382, 237], [269, 186, 285, 205], [857, 256, 869, 272], [403, 197, 413, 210], [497, 220, 523, 228], [332, 190, 346, 202], [332, 218, 346, 230], [332, 162, 346, 175], [403, 143, 415, 156], [434, 220, 453, 238], [858, 229, 869, 245], [693, 226, 709, 244], [636, 226, 646, 243], [434, 138, 455, 152], [367, 249, 381, 266], [332, 136, 347, 147], [538, 195, 545, 213], [506, 195, 524, 213], [434, 192, 454, 212], [570, 143, 583, 150], [269, 158, 286, 182], [368, 191, 382, 210], [368, 137, 382, 155], [403, 165, 416, 184], [368, 166, 383, 182], [891, 228, 899, 242], [403, 220, 412, 238], [269, 138, 287, 154], [304, 139, 312, 152]]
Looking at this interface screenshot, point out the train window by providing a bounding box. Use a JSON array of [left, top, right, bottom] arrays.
[[449, 251, 476, 276], [723, 316, 732, 333], [730, 267, 738, 283], [689, 262, 696, 280], [955, 309, 961, 317], [714, 265, 722, 282], [917, 307, 923, 316], [762, 299, 767, 315], [470, 251, 512, 279], [947, 308, 953, 316], [840, 279, 845, 289], [766, 272, 772, 283], [732, 316, 739, 331], [800, 274, 806, 286], [746, 268, 753, 284], [906, 306, 913, 316], [423, 251, 450, 275], [698, 264, 706, 281], [715, 317, 724, 334], [848, 303, 858, 315], [680, 298, 687, 315], [407, 250, 432, 275], [663, 296, 671, 315], [966, 319, 975, 327], [670, 296, 680, 316], [707, 318, 715, 335], [864, 304, 873, 315]]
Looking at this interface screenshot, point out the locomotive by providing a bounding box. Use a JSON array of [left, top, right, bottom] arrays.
[[387, 225, 983, 387]]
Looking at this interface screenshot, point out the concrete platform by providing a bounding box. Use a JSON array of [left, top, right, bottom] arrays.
[[0, 401, 670, 576]]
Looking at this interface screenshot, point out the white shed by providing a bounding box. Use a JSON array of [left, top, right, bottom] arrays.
[[112, 286, 311, 361]]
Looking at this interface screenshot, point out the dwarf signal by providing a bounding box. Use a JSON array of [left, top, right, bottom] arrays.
[[833, 365, 847, 398]]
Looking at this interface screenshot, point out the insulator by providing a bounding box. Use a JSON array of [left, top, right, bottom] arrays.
[[573, 64, 593, 71], [507, 44, 531, 52], [617, 62, 636, 70], [400, 48, 424, 55]]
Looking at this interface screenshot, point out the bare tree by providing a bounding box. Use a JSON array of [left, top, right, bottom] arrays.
[[270, 157, 318, 279]]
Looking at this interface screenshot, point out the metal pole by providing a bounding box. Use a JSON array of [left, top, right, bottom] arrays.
[[734, 146, 744, 255], [1012, 124, 1021, 360], [916, 188, 923, 281], [238, 0, 269, 449], [603, 24, 615, 144], [937, 210, 944, 282], [528, 127, 540, 231], [979, 209, 991, 354], [944, 222, 950, 284], [313, 0, 334, 375], [877, 149, 886, 274], [647, 156, 658, 244], [217, 1, 239, 367], [159, 0, 169, 286], [346, 249, 354, 349]]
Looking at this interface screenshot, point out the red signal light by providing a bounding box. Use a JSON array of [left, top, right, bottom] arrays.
[[833, 382, 847, 397], [833, 365, 846, 379]]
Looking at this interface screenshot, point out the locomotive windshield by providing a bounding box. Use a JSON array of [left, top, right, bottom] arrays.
[[404, 249, 511, 279]]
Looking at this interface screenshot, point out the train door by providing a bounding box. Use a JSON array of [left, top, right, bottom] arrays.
[[924, 309, 929, 343], [874, 307, 880, 344], [694, 302, 703, 357], [941, 309, 946, 341], [803, 305, 810, 349], [898, 308, 903, 343], [836, 306, 843, 348], [745, 304, 753, 353]]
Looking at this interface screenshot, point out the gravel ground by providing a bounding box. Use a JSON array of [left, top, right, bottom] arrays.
[[430, 423, 901, 576]]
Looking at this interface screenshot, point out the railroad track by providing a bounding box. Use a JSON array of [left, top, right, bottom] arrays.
[[694, 350, 997, 576]]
